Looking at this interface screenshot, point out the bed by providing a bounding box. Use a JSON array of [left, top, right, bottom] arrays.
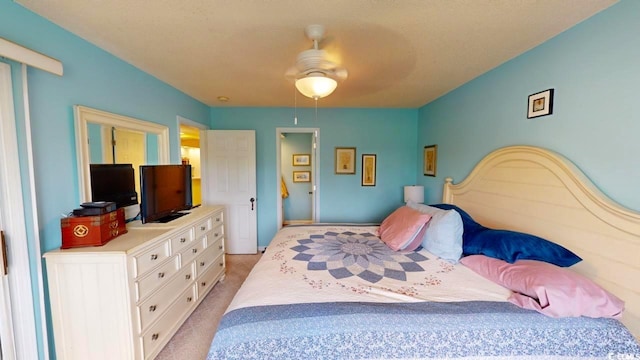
[[207, 145, 640, 359]]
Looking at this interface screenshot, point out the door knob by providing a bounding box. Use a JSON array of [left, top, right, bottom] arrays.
[[250, 197, 255, 210]]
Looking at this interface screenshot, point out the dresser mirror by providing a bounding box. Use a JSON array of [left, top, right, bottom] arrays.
[[74, 105, 170, 204]]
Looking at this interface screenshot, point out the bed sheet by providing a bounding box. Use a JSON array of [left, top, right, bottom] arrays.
[[225, 224, 510, 312]]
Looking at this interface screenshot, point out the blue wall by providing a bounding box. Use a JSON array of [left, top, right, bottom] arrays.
[[210, 107, 418, 247], [0, 0, 209, 358], [417, 0, 640, 212]]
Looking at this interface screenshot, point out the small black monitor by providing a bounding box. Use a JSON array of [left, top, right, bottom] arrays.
[[90, 163, 138, 208]]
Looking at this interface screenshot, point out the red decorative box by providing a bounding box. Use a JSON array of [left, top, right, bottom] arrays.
[[61, 208, 127, 249]]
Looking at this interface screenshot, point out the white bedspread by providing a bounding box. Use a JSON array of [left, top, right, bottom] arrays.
[[226, 224, 511, 312]]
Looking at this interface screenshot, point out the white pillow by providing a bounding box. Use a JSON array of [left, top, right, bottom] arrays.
[[406, 202, 463, 263]]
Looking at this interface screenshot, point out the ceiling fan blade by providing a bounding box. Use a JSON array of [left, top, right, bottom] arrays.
[[333, 67, 348, 81], [284, 66, 299, 80]]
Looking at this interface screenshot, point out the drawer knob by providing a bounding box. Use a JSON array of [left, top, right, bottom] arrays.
[[185, 274, 191, 280], [151, 333, 159, 341], [215, 217, 220, 222], [158, 272, 165, 279], [192, 248, 198, 254], [219, 262, 224, 267], [187, 296, 193, 302], [214, 233, 219, 237], [180, 238, 186, 243], [150, 254, 158, 260], [200, 226, 206, 231], [218, 245, 223, 250], [149, 305, 157, 312], [201, 281, 206, 287], [199, 261, 205, 267]]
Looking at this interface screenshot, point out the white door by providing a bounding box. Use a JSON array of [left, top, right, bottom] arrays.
[[0, 62, 40, 360], [0, 62, 18, 360], [1, 223, 16, 360], [201, 130, 257, 254], [114, 128, 146, 198]]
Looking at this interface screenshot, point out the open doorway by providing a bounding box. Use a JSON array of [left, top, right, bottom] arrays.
[[178, 116, 208, 206], [276, 128, 319, 229]]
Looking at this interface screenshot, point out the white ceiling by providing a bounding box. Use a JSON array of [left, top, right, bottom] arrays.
[[16, 0, 617, 108]]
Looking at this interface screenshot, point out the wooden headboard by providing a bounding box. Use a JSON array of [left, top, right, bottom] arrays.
[[443, 145, 640, 339]]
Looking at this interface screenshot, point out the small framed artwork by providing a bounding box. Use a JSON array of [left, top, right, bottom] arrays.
[[293, 171, 311, 182], [527, 89, 554, 119], [423, 145, 437, 177], [335, 147, 356, 174], [292, 154, 310, 166], [361, 154, 376, 186]]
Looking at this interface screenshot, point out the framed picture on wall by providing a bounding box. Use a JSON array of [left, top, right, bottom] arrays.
[[335, 147, 356, 174], [423, 145, 437, 177], [527, 88, 554, 118], [293, 171, 311, 182], [292, 154, 310, 166], [361, 154, 376, 186]]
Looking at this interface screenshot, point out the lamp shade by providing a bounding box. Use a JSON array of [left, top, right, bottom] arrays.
[[403, 185, 424, 203], [295, 73, 337, 99]]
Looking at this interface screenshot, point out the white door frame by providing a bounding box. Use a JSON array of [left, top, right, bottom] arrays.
[[176, 115, 209, 145], [276, 127, 320, 230], [0, 62, 39, 360]]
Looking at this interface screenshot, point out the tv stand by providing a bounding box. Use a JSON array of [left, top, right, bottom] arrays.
[[44, 206, 226, 359], [156, 212, 188, 223]]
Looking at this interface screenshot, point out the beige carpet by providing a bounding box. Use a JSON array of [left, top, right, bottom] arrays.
[[155, 253, 262, 360]]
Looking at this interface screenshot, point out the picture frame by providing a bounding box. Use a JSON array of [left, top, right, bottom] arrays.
[[423, 144, 437, 177], [335, 147, 356, 174], [527, 89, 554, 119], [293, 171, 311, 183], [292, 154, 310, 166], [361, 154, 376, 186]]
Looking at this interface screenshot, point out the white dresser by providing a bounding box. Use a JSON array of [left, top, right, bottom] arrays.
[[44, 206, 226, 360]]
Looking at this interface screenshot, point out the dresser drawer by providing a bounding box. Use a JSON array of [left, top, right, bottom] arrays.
[[180, 237, 206, 266], [137, 262, 195, 332], [210, 223, 224, 244], [170, 228, 194, 254], [136, 256, 179, 301], [133, 240, 170, 277], [212, 210, 223, 227], [194, 217, 212, 238], [197, 253, 225, 296], [195, 239, 223, 275], [141, 284, 197, 359]]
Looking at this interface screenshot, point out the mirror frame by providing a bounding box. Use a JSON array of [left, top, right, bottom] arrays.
[[74, 105, 170, 203]]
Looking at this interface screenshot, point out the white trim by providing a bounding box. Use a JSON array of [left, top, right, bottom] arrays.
[[0, 62, 39, 360], [0, 37, 63, 76], [21, 64, 50, 360], [276, 127, 320, 230], [74, 105, 170, 203], [176, 115, 208, 150]]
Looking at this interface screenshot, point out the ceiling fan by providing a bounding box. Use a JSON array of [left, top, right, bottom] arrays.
[[285, 24, 348, 99]]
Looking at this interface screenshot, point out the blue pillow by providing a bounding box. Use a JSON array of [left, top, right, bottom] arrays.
[[430, 204, 582, 267]]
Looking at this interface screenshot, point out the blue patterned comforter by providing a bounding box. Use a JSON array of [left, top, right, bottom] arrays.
[[208, 301, 640, 359]]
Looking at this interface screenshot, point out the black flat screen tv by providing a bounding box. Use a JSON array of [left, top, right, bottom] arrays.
[[90, 163, 138, 208], [140, 164, 193, 223]]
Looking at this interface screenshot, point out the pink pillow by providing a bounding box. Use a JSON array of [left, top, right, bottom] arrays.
[[378, 206, 431, 251], [460, 255, 624, 318]]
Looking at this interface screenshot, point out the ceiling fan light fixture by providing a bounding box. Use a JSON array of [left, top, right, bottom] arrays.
[[295, 73, 337, 99]]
